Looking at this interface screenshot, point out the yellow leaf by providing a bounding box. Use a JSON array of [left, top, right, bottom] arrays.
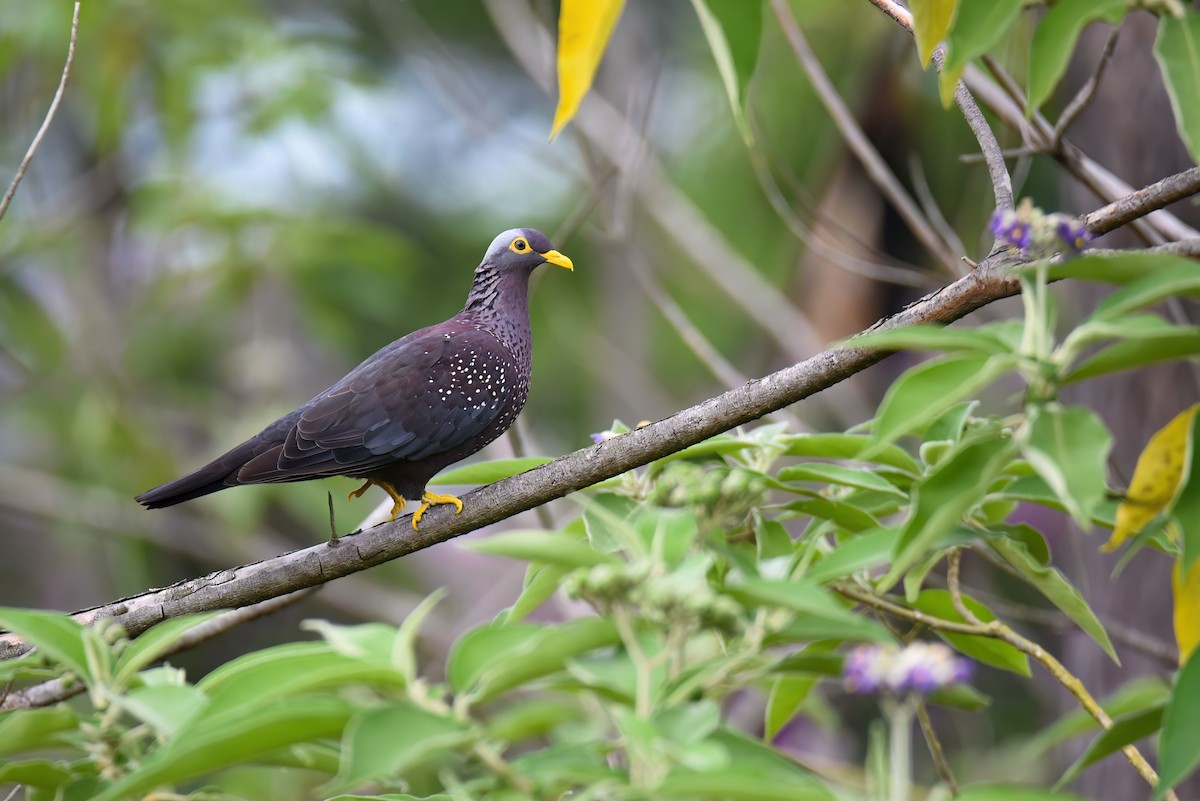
[[550, 0, 626, 140], [909, 0, 959, 68], [1103, 403, 1200, 552], [1174, 557, 1200, 664]]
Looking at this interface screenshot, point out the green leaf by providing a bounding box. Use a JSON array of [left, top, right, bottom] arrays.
[[508, 561, 572, 623], [1174, 411, 1200, 578], [766, 616, 896, 645], [958, 785, 1084, 801], [658, 700, 722, 745], [328, 796, 452, 801], [776, 464, 905, 497], [805, 528, 896, 584], [583, 492, 641, 554], [942, 0, 1027, 103], [926, 400, 980, 443], [394, 588, 446, 683], [329, 703, 472, 792], [1154, 647, 1200, 799], [0, 759, 71, 790], [0, 609, 90, 679], [1058, 703, 1164, 787], [302, 620, 402, 668], [0, 707, 78, 758], [1067, 324, 1200, 383], [781, 433, 921, 474], [1155, 11, 1200, 164], [885, 438, 1012, 587], [1090, 265, 1200, 321], [912, 590, 1031, 675], [638, 507, 699, 567], [756, 516, 795, 560], [464, 529, 619, 568], [117, 684, 208, 736], [909, 0, 959, 67], [195, 642, 403, 722], [726, 578, 889, 642], [850, 323, 1015, 356], [783, 497, 880, 533], [448, 624, 542, 694], [928, 682, 992, 711], [764, 675, 817, 740], [92, 697, 354, 801], [1000, 475, 1118, 527], [658, 728, 834, 800], [870, 353, 1015, 448], [1021, 405, 1112, 528], [1046, 252, 1200, 285], [486, 697, 584, 742], [449, 618, 620, 701], [1027, 0, 1126, 112], [988, 529, 1117, 662], [430, 456, 552, 485], [1023, 677, 1170, 757], [113, 611, 223, 686], [690, 0, 761, 143]]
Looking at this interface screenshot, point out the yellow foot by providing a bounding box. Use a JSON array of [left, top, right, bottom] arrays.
[[348, 479, 408, 522], [411, 491, 464, 530]]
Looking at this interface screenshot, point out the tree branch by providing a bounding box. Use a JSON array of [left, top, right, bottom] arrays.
[[862, 0, 1013, 214], [0, 589, 316, 711], [771, 0, 963, 276], [1, 166, 1196, 665], [1084, 166, 1200, 236], [2, 254, 1021, 663], [0, 1, 80, 223]]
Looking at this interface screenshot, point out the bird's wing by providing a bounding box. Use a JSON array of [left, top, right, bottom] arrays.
[[235, 326, 519, 483]]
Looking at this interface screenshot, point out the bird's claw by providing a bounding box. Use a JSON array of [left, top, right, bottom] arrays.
[[411, 491, 464, 530]]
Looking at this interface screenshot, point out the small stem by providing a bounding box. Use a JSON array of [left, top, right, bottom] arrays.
[[612, 604, 653, 719], [946, 550, 982, 626], [474, 741, 534, 794], [888, 697, 914, 801], [916, 700, 958, 795], [835, 582, 1177, 798]]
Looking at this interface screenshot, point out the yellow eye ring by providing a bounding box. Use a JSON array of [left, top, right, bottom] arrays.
[[509, 237, 530, 254]]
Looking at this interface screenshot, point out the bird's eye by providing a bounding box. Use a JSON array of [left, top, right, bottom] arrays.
[[509, 237, 529, 253]]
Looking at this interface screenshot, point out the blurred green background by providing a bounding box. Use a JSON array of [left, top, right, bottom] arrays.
[[1, 0, 1196, 796]]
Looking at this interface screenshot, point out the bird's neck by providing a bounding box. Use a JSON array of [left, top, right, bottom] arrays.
[[462, 268, 533, 364]]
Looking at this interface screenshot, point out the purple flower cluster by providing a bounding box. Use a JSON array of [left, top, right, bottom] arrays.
[[843, 642, 973, 695], [989, 199, 1093, 257]]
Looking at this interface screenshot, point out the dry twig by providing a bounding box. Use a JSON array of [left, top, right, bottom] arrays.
[[0, 1, 81, 223]]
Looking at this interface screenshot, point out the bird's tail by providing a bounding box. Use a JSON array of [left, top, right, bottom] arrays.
[[135, 441, 258, 509]]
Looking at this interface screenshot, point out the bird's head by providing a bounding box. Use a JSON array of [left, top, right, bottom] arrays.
[[480, 228, 574, 275]]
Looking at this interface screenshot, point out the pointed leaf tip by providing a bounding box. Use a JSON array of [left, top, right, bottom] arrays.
[[550, 0, 627, 140]]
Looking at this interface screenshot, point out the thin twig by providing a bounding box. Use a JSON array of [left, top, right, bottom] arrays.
[[1084, 166, 1200, 236], [946, 549, 983, 626], [977, 56, 1165, 247], [861, 0, 1013, 213], [915, 700, 958, 796], [505, 422, 555, 531], [909, 155, 967, 261], [834, 582, 1177, 798], [0, 1, 81, 222], [1054, 29, 1120, 147], [745, 129, 931, 287], [0, 589, 317, 711], [771, 0, 962, 275]]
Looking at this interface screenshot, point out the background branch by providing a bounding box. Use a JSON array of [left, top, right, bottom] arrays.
[[0, 1, 80, 223]]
